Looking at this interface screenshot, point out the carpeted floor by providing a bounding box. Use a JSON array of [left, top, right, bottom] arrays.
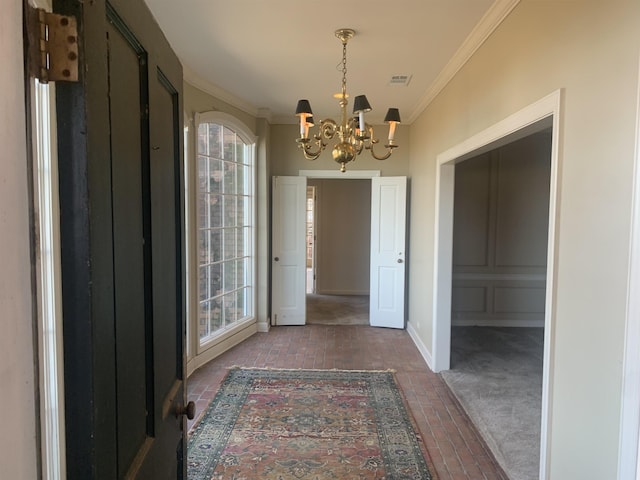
[[306, 294, 369, 325], [187, 367, 435, 479], [440, 326, 544, 480]]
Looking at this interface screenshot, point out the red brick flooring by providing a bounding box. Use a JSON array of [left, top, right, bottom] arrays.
[[187, 325, 508, 480]]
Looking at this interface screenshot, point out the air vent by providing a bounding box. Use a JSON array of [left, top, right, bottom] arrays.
[[389, 74, 412, 86]]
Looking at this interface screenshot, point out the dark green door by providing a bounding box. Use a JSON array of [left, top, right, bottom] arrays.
[[54, 0, 185, 478]]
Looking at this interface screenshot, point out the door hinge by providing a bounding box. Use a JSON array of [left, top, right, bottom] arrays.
[[27, 7, 79, 83]]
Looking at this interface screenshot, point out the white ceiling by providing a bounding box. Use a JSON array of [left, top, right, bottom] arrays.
[[143, 0, 518, 124]]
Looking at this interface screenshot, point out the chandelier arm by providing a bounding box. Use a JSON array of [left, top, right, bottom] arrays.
[[297, 141, 323, 160], [368, 146, 394, 161], [364, 125, 397, 160]]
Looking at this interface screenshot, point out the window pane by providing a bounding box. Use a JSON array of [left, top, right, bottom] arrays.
[[198, 300, 210, 339], [198, 193, 208, 229], [223, 161, 237, 195], [236, 164, 245, 194], [208, 194, 223, 229], [236, 143, 246, 165], [223, 128, 236, 161], [224, 196, 236, 228], [209, 263, 222, 299], [210, 297, 223, 332], [223, 228, 236, 260], [197, 124, 208, 155], [236, 196, 247, 229], [198, 265, 209, 302], [208, 123, 221, 158], [198, 155, 208, 191], [223, 260, 237, 292], [209, 229, 222, 264], [236, 258, 245, 289], [207, 158, 223, 194], [198, 229, 210, 266], [224, 291, 238, 325], [236, 226, 247, 258]]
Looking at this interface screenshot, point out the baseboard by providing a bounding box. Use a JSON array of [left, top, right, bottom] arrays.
[[257, 318, 271, 333], [452, 319, 545, 328], [406, 322, 435, 372]]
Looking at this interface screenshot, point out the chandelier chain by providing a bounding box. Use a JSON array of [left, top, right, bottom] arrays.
[[341, 41, 348, 99]]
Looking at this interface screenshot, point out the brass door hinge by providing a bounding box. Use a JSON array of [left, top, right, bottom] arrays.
[[27, 7, 79, 83]]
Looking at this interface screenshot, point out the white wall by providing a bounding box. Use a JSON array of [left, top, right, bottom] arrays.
[[408, 1, 640, 477], [0, 0, 39, 477]]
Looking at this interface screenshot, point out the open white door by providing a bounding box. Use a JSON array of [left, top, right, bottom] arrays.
[[370, 176, 407, 328], [272, 176, 307, 325]]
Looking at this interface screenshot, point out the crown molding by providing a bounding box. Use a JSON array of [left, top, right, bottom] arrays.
[[408, 0, 521, 124], [183, 63, 260, 118]]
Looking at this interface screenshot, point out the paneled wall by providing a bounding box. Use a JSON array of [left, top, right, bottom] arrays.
[[451, 129, 552, 326], [309, 179, 371, 295]]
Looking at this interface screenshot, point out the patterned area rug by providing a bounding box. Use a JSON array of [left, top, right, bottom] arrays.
[[188, 368, 435, 479]]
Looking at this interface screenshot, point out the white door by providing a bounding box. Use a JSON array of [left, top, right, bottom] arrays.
[[272, 176, 307, 325], [369, 177, 407, 328]]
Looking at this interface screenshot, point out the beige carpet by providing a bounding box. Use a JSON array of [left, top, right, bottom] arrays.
[[306, 294, 369, 325], [441, 326, 544, 480]]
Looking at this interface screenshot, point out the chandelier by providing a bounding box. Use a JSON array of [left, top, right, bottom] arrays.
[[295, 29, 401, 172]]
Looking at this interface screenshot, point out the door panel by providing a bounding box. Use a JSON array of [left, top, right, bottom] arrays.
[[54, 0, 185, 478], [370, 177, 407, 328], [107, 19, 150, 476], [272, 176, 307, 325]]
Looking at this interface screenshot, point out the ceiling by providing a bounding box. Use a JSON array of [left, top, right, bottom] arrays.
[[143, 0, 518, 125]]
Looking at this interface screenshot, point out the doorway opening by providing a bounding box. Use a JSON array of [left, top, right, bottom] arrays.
[[432, 90, 561, 480], [272, 171, 407, 328], [441, 127, 552, 480], [305, 178, 371, 325]]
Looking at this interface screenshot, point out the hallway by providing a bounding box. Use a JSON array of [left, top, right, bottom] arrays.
[[187, 326, 508, 479]]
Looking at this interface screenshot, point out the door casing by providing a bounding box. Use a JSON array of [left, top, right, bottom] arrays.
[[431, 89, 562, 480]]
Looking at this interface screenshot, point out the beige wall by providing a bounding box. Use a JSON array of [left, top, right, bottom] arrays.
[[270, 123, 410, 176], [408, 1, 640, 477], [310, 179, 371, 295], [1, 0, 38, 477]]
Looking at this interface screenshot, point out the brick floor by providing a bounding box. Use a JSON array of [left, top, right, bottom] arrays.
[[186, 325, 508, 479]]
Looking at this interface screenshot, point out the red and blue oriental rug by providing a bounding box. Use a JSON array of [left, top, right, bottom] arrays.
[[187, 368, 435, 479]]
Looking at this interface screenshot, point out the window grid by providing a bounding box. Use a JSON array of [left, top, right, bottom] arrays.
[[197, 122, 253, 343]]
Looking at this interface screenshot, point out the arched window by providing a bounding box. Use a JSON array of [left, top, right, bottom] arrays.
[[195, 112, 256, 345]]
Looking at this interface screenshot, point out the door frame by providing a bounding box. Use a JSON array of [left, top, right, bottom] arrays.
[[296, 170, 381, 323], [431, 89, 562, 480], [618, 53, 640, 480]]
